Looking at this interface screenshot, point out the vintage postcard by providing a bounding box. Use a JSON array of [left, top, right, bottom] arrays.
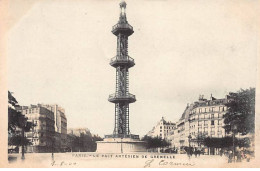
[[0, 0, 260, 168]]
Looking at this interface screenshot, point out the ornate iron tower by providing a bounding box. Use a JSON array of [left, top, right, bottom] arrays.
[[108, 0, 136, 138]]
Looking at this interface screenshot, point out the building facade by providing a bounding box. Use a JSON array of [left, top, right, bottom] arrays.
[[68, 128, 91, 137], [42, 104, 67, 152], [146, 117, 176, 140], [169, 94, 231, 153], [17, 105, 55, 153], [16, 104, 67, 153]]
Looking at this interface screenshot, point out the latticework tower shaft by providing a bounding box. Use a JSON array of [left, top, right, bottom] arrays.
[[108, 1, 135, 137]]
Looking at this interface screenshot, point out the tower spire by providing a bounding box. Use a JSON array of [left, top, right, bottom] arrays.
[[119, 0, 127, 24]]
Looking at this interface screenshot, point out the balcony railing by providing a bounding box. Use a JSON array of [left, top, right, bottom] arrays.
[[112, 23, 133, 31], [108, 93, 136, 103], [109, 93, 135, 99], [110, 55, 135, 68], [112, 23, 134, 36], [110, 55, 134, 63]]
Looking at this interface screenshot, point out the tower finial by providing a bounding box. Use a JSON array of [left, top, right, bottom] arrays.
[[118, 0, 127, 24], [120, 0, 127, 9]]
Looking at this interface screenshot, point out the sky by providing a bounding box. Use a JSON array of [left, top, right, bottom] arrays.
[[7, 0, 258, 137]]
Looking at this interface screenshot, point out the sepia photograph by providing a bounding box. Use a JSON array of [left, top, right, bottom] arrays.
[[0, 0, 259, 168]]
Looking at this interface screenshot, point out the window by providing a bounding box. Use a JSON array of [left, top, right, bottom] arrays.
[[211, 120, 214, 125], [205, 108, 207, 113], [212, 107, 215, 112], [160, 129, 162, 132], [211, 114, 214, 119], [160, 126, 162, 129], [204, 120, 208, 126]]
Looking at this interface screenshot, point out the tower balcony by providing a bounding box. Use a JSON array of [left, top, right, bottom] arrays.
[[108, 93, 136, 103], [112, 23, 134, 36], [110, 55, 135, 68]]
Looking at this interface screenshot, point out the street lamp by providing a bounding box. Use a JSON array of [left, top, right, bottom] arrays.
[[19, 117, 27, 160], [121, 136, 123, 153], [52, 134, 55, 161], [231, 121, 237, 163], [188, 135, 192, 159]]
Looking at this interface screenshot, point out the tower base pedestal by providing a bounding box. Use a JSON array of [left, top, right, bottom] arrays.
[[96, 137, 147, 153]]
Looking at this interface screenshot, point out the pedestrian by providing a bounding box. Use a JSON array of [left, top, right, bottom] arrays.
[[237, 151, 242, 162], [190, 148, 193, 157], [228, 151, 233, 163], [241, 150, 245, 160], [246, 153, 251, 162], [220, 149, 223, 157]]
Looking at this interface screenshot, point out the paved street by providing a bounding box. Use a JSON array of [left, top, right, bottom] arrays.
[[7, 152, 253, 168]]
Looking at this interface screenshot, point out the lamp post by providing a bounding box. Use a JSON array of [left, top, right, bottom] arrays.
[[71, 137, 73, 153], [52, 134, 54, 161], [19, 117, 27, 160], [121, 137, 123, 153], [188, 135, 192, 159], [21, 127, 25, 160], [231, 121, 237, 163]]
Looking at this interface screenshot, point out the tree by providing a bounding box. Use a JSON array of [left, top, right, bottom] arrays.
[[203, 136, 251, 149], [8, 134, 33, 146], [203, 137, 233, 148], [141, 135, 170, 149], [8, 91, 26, 133], [223, 88, 255, 135], [195, 132, 208, 146], [66, 133, 103, 152], [8, 91, 34, 149]]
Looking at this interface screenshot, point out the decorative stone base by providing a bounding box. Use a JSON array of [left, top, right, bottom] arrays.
[[96, 138, 147, 153]]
